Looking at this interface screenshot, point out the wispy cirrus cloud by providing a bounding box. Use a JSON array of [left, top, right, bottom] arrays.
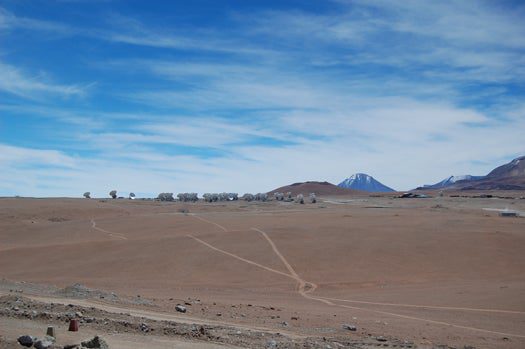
[[0, 62, 88, 98], [0, 6, 71, 34]]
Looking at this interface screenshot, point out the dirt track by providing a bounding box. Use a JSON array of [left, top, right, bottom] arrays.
[[1, 195, 524, 348]]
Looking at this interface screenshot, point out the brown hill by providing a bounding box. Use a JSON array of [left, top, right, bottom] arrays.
[[268, 181, 364, 196], [486, 155, 525, 178], [459, 156, 525, 190]]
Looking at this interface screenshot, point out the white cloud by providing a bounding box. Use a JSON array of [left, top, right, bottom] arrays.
[[0, 62, 86, 98], [0, 7, 71, 34]]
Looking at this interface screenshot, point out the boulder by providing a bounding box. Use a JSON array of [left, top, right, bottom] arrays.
[[80, 336, 109, 349], [34, 336, 55, 349], [17, 335, 35, 347], [175, 305, 187, 313]]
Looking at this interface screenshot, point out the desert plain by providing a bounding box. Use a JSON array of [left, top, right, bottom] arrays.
[[1, 194, 524, 348]]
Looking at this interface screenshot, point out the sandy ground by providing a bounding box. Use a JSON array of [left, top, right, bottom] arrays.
[[0, 195, 524, 348]]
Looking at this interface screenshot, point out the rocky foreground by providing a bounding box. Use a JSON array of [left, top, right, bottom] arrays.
[[0, 294, 427, 349]]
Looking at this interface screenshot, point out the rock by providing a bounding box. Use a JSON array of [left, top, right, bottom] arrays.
[[376, 336, 387, 342], [342, 324, 357, 331], [266, 339, 277, 348], [75, 311, 83, 318], [291, 316, 299, 320], [34, 336, 55, 349], [17, 335, 35, 347], [63, 345, 80, 349], [80, 336, 109, 349], [175, 305, 187, 313], [281, 321, 289, 327], [139, 323, 149, 332]]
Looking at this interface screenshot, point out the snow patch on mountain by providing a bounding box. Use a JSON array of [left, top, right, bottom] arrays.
[[423, 175, 484, 189], [338, 173, 395, 192]]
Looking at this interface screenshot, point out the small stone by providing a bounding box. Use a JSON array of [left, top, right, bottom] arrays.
[[63, 345, 80, 349], [291, 316, 299, 320], [376, 336, 387, 342], [175, 305, 187, 313], [139, 323, 149, 332], [281, 321, 289, 327], [342, 324, 357, 331], [266, 339, 277, 348], [75, 311, 83, 318], [17, 335, 35, 347]]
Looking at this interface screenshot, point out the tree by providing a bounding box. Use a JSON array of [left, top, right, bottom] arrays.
[[109, 190, 117, 199], [83, 192, 91, 199]]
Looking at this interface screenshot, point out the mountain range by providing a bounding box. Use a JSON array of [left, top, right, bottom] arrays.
[[422, 175, 484, 189], [418, 156, 525, 190], [268, 156, 525, 196]]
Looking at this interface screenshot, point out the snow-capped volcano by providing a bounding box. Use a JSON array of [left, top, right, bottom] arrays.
[[338, 173, 395, 192], [423, 175, 484, 189]]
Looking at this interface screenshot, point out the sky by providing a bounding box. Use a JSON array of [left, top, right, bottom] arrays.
[[0, 0, 524, 197]]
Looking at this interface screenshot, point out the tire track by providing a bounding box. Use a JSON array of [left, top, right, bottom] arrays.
[[318, 296, 525, 315], [190, 214, 228, 232], [91, 219, 127, 240], [188, 214, 525, 338], [187, 235, 294, 279]]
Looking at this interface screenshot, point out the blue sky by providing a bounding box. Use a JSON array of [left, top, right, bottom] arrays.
[[1, 0, 524, 197]]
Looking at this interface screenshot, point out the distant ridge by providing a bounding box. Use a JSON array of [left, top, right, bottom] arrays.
[[338, 173, 395, 192], [417, 156, 525, 190], [268, 181, 363, 196], [421, 175, 484, 189]]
